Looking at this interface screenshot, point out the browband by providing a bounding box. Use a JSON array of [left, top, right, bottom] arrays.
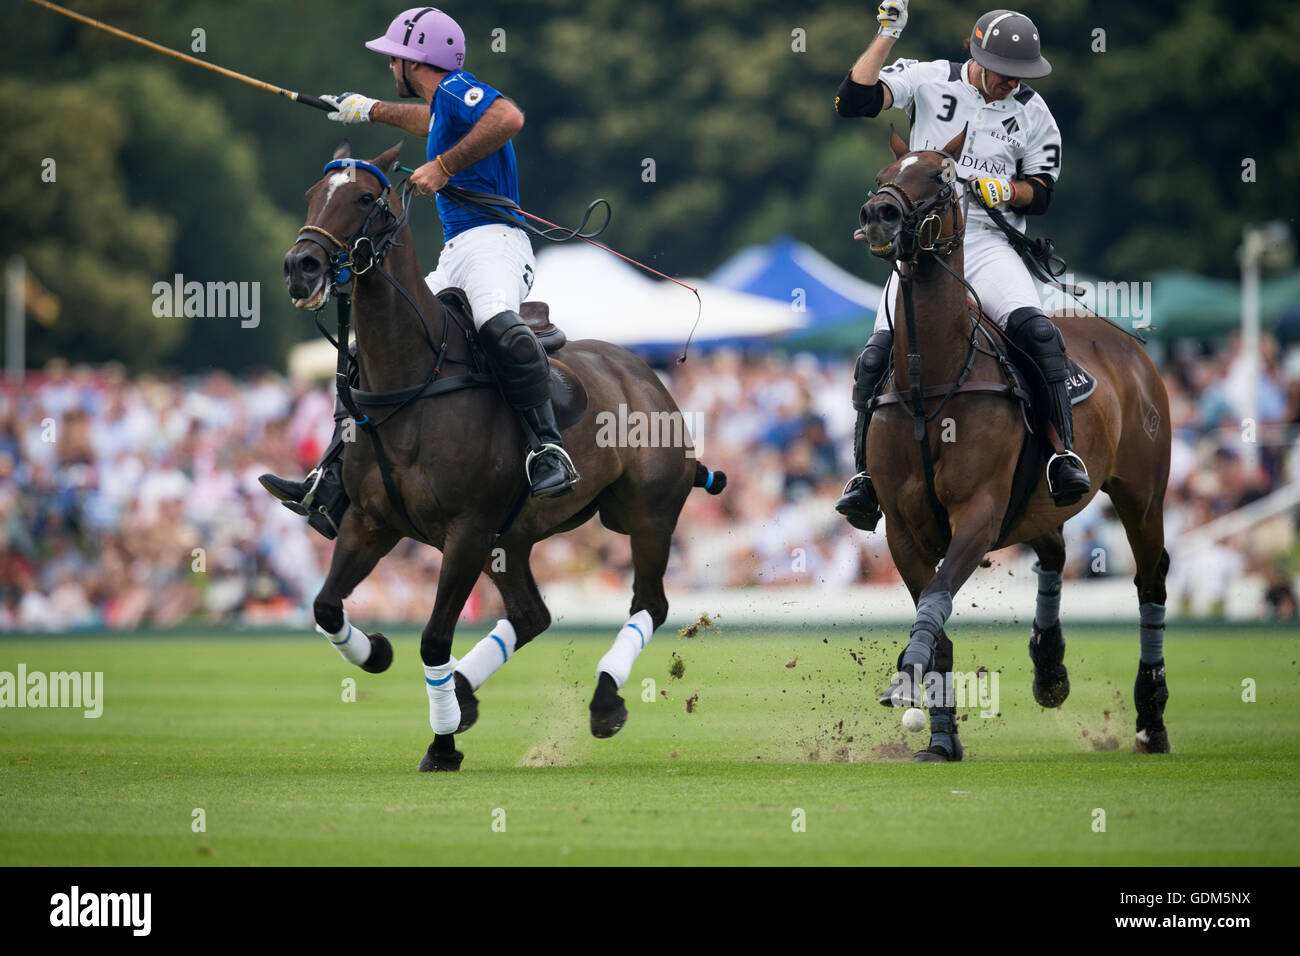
[[323, 158, 391, 191]]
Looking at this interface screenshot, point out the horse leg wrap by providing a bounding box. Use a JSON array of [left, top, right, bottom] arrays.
[[1032, 561, 1063, 630], [424, 658, 462, 735], [456, 619, 519, 691], [926, 707, 963, 761], [1139, 602, 1166, 664], [900, 591, 952, 673], [316, 611, 372, 668], [596, 610, 655, 689]]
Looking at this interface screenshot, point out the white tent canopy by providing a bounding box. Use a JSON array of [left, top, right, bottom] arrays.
[[526, 244, 805, 347]]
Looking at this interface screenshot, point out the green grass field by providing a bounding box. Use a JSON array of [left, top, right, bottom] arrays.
[[2, 624, 1298, 865]]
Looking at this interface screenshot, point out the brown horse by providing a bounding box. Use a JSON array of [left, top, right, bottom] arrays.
[[283, 141, 724, 771], [856, 127, 1172, 761]]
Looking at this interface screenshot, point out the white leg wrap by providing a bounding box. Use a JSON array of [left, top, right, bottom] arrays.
[[456, 619, 519, 691], [596, 610, 655, 690], [424, 658, 462, 735], [315, 612, 372, 667]]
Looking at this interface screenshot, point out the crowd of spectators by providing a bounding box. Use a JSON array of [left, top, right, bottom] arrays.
[[2, 330, 1297, 631]]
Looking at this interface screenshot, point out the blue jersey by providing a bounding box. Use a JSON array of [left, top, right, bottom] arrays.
[[427, 70, 525, 241]]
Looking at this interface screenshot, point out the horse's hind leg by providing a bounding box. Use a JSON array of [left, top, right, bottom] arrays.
[[451, 543, 552, 733], [1107, 477, 1172, 753], [588, 513, 674, 739], [1027, 527, 1070, 708], [313, 510, 402, 674]]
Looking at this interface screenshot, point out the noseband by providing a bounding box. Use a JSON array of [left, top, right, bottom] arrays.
[[862, 152, 966, 261]]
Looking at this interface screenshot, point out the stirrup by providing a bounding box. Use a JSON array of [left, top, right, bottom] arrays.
[[1045, 450, 1089, 495], [525, 443, 579, 487], [841, 471, 870, 496], [298, 468, 325, 512]]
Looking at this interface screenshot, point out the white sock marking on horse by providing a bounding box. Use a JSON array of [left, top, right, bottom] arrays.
[[424, 658, 461, 734], [315, 611, 372, 667], [456, 619, 518, 691], [596, 610, 655, 689]]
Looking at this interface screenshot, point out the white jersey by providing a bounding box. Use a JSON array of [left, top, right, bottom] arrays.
[[879, 57, 1062, 234]]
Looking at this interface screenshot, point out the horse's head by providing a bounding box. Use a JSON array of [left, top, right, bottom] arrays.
[[857, 125, 967, 262], [284, 140, 406, 311]]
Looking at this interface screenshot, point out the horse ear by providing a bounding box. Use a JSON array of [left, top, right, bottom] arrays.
[[333, 139, 352, 160], [374, 140, 404, 175], [941, 124, 968, 161], [889, 124, 909, 159]]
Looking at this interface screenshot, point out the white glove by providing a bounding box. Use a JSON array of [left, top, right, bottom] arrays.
[[877, 0, 909, 38], [320, 92, 377, 124]]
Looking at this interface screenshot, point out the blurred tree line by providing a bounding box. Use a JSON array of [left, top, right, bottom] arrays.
[[1, 0, 1296, 370]]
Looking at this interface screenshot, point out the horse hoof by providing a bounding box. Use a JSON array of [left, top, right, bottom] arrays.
[[912, 745, 959, 763], [1032, 664, 1070, 708], [417, 742, 465, 772], [454, 672, 479, 734], [589, 672, 628, 738], [1134, 727, 1170, 754], [360, 632, 393, 674], [877, 673, 922, 708]]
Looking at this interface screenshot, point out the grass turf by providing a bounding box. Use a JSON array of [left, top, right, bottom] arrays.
[[1, 624, 1297, 865]]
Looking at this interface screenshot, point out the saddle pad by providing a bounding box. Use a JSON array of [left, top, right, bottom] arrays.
[[1065, 358, 1096, 406], [549, 359, 589, 431]]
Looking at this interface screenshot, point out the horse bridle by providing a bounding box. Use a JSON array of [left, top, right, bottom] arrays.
[[861, 151, 966, 261], [294, 158, 412, 311]]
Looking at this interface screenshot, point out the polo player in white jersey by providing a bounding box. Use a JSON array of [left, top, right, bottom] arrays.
[[833, 3, 1090, 532]]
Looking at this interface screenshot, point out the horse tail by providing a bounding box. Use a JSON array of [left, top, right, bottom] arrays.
[[693, 461, 727, 495]]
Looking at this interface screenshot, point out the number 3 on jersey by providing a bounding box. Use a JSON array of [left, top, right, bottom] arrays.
[[937, 94, 956, 123]]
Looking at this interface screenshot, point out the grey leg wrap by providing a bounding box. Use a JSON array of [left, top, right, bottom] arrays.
[[928, 707, 960, 756], [900, 591, 952, 673], [1032, 560, 1063, 630], [1139, 602, 1166, 664]]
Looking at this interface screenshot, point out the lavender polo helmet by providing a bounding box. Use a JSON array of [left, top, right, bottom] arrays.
[[365, 7, 466, 72]]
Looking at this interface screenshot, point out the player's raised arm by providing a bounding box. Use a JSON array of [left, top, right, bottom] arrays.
[[836, 1, 910, 116]]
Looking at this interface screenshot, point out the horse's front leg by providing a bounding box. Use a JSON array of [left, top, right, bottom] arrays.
[[313, 509, 402, 672], [882, 492, 1003, 762], [417, 525, 496, 773]]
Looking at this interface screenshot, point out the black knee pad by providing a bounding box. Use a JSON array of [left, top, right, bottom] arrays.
[[1007, 308, 1068, 382], [852, 331, 892, 407]]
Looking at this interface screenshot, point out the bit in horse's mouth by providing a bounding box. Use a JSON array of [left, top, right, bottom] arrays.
[[291, 278, 328, 311]]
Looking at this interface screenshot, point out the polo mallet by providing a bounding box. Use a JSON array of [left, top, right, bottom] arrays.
[[29, 0, 704, 360], [26, 0, 337, 114]]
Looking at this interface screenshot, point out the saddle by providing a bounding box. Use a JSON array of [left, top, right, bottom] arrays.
[[435, 288, 588, 431]]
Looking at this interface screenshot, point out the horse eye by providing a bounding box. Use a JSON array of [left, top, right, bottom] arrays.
[[359, 193, 375, 206]]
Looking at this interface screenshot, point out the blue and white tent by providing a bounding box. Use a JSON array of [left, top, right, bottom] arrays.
[[708, 236, 884, 343]]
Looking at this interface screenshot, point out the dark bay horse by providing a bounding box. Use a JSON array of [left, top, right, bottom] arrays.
[[283, 141, 724, 771], [856, 128, 1172, 761]]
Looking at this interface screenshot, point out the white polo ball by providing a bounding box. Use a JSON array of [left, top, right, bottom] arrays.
[[902, 707, 927, 733]]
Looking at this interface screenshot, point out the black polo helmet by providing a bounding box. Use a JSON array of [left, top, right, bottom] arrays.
[[969, 9, 1051, 79]]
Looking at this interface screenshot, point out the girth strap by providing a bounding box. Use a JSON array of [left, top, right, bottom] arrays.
[[867, 379, 1031, 410], [351, 371, 495, 406]]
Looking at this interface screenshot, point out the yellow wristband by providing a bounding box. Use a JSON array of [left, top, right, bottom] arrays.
[[436, 154, 454, 177]]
